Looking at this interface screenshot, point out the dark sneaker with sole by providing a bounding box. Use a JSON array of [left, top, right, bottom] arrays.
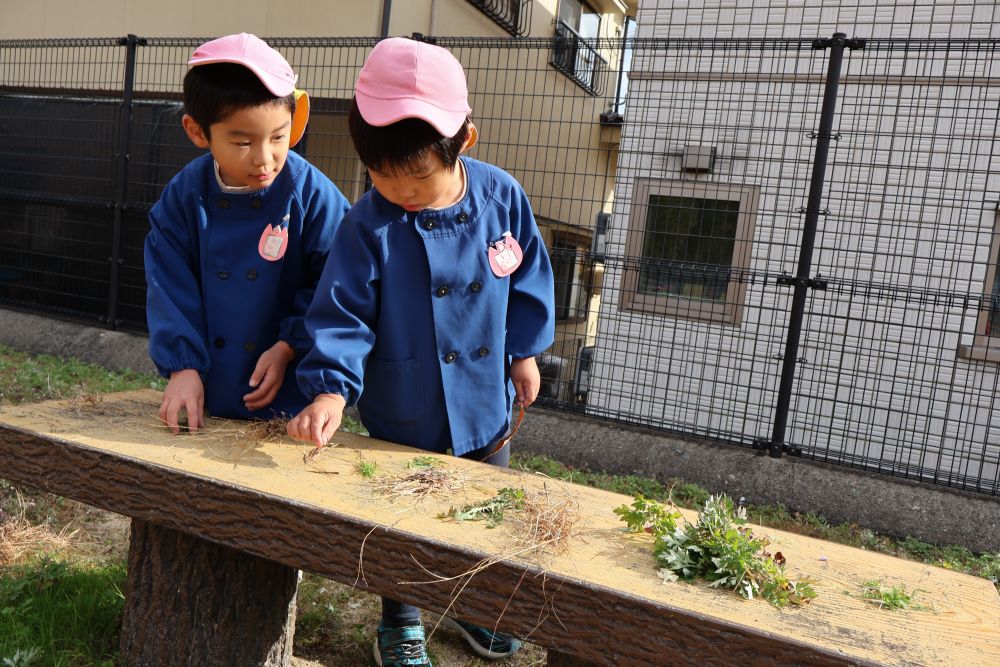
[[441, 616, 522, 660], [373, 623, 432, 667]]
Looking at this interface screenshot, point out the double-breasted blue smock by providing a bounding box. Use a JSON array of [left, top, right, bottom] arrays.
[[145, 151, 350, 419], [297, 157, 555, 456]]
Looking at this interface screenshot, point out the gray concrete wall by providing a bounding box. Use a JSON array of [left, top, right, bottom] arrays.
[[2, 306, 998, 553], [0, 308, 155, 375]]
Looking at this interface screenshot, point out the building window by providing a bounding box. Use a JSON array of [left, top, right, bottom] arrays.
[[551, 232, 592, 321], [959, 210, 1000, 362], [620, 180, 760, 325], [551, 0, 608, 95], [465, 0, 530, 37]]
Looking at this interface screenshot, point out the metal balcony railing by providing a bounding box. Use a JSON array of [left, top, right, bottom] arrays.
[[465, 0, 531, 37], [550, 19, 609, 95]]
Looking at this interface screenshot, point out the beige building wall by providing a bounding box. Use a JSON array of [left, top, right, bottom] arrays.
[[0, 0, 631, 40]]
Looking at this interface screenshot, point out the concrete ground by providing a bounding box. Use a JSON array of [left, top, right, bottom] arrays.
[[2, 305, 998, 553]]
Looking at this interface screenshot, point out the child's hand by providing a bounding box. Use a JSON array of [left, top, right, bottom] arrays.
[[510, 356, 541, 407], [287, 394, 346, 448], [243, 341, 295, 411], [160, 369, 204, 434]]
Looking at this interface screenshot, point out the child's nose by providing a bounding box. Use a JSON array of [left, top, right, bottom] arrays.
[[251, 145, 272, 166]]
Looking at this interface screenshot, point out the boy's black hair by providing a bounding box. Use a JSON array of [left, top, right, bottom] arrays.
[[183, 63, 296, 139], [348, 98, 470, 175]]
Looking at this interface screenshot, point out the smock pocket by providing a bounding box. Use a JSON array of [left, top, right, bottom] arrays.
[[361, 357, 423, 424]]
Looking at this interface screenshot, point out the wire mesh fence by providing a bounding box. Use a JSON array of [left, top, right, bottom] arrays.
[[1, 31, 998, 495]]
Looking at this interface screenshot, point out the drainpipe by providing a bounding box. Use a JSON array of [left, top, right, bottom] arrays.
[[429, 0, 438, 35], [380, 0, 392, 37]]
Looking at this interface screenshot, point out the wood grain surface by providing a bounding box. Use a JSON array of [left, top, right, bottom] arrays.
[[1, 390, 998, 666]]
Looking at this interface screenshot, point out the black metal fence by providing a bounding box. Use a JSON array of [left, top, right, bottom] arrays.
[[2, 34, 999, 496]]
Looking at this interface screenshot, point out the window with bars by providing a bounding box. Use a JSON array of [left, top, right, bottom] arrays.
[[551, 0, 607, 95], [551, 232, 592, 321], [620, 180, 759, 325], [465, 0, 530, 37]]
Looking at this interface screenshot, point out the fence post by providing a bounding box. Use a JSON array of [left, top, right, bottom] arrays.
[[106, 34, 143, 328], [759, 33, 865, 458]]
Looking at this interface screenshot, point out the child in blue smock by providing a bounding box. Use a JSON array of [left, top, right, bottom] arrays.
[[288, 37, 555, 667], [145, 33, 350, 432]]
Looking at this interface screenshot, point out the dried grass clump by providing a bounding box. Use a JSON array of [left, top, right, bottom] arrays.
[[202, 417, 292, 463], [72, 391, 105, 409], [0, 493, 76, 567], [509, 485, 581, 556], [245, 417, 290, 442], [373, 465, 464, 500], [61, 388, 110, 417]]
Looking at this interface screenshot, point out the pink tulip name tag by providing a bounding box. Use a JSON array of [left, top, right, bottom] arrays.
[[487, 232, 523, 277], [258, 218, 289, 261]]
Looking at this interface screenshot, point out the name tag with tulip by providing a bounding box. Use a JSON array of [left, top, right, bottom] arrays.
[[488, 232, 523, 277], [258, 218, 289, 261]]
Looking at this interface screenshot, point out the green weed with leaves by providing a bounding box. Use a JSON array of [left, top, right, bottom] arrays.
[[440, 487, 526, 528], [616, 494, 816, 607]]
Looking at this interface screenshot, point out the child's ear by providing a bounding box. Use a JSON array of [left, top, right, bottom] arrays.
[[182, 114, 210, 149], [461, 122, 478, 153]]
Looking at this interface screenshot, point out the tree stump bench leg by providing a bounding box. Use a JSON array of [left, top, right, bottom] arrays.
[[119, 519, 299, 667]]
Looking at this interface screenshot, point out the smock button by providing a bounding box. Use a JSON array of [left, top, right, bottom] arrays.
[[443, 351, 458, 364], [217, 270, 230, 279], [422, 219, 436, 231], [250, 198, 262, 210], [244, 343, 256, 352], [478, 346, 490, 357], [435, 285, 450, 297], [218, 199, 230, 210], [470, 280, 483, 292], [214, 337, 225, 349], [457, 212, 469, 223], [247, 269, 257, 280]]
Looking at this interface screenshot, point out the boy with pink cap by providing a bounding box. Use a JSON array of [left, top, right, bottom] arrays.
[[145, 33, 349, 430], [289, 37, 555, 666]]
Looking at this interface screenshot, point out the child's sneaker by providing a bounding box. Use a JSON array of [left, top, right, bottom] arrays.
[[441, 616, 522, 660], [373, 623, 432, 667]]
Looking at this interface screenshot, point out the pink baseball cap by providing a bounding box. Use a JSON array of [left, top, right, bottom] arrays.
[[355, 38, 472, 138], [188, 33, 310, 146]]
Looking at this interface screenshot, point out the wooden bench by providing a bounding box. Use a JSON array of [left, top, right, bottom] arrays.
[[1, 390, 998, 666]]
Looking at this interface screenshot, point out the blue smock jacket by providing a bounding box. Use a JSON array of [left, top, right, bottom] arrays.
[[145, 151, 350, 419], [298, 157, 555, 456]]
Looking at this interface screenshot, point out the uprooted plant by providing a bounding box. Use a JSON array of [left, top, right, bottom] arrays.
[[858, 579, 926, 611], [440, 487, 526, 528], [616, 494, 816, 607]]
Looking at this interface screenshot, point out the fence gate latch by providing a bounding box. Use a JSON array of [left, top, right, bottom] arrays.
[[776, 273, 829, 290]]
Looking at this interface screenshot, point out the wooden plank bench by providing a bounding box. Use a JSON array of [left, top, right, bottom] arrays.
[[1, 390, 999, 666]]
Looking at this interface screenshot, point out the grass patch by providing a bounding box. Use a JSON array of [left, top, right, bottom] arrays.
[[0, 344, 162, 406], [512, 452, 710, 508], [0, 557, 125, 666]]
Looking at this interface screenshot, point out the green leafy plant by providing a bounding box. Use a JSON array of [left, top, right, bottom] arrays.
[[440, 487, 526, 528], [407, 456, 442, 469], [614, 494, 681, 535], [1, 648, 40, 667], [355, 454, 378, 479], [616, 494, 816, 607], [859, 580, 923, 611]]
